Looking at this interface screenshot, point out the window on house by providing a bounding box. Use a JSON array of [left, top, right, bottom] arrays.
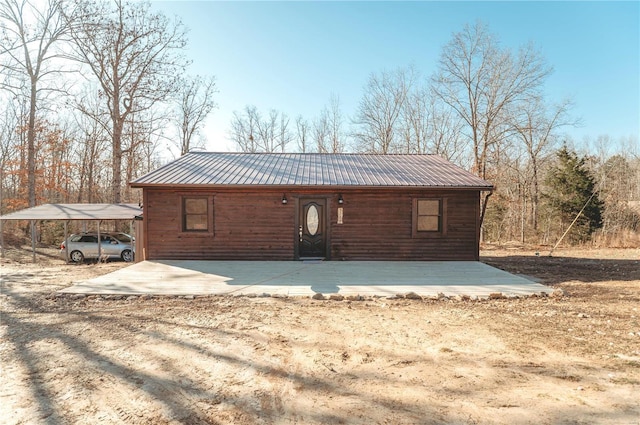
[[413, 198, 446, 237], [417, 199, 441, 231], [183, 197, 209, 231]]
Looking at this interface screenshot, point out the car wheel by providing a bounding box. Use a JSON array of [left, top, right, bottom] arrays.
[[121, 249, 133, 262], [70, 250, 84, 263]]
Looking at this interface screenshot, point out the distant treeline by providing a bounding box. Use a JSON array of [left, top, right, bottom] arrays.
[[1, 2, 638, 246]]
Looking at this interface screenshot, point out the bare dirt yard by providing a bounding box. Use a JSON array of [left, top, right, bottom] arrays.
[[1, 246, 639, 424]]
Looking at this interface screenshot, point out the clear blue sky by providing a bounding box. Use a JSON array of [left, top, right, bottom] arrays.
[[150, 1, 640, 153]]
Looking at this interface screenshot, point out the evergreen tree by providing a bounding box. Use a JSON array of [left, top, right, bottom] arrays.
[[544, 146, 604, 242]]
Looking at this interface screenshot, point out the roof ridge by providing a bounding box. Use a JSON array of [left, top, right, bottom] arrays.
[[187, 151, 440, 156]]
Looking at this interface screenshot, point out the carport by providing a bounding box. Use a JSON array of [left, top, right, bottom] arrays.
[[0, 203, 142, 262]]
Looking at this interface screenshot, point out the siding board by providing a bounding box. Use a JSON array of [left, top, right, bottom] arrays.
[[143, 188, 480, 261]]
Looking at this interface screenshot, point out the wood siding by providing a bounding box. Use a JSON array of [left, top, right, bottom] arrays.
[[330, 190, 479, 261], [142, 188, 480, 261]]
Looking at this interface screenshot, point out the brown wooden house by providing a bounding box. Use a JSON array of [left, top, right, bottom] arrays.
[[130, 153, 493, 261]]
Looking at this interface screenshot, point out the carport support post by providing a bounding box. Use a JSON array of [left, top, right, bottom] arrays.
[[0, 219, 4, 258], [97, 220, 101, 262], [30, 219, 36, 263], [64, 220, 69, 262], [129, 220, 134, 261]]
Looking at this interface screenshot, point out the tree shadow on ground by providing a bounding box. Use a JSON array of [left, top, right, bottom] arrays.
[[1, 286, 443, 424], [3, 266, 639, 424], [482, 255, 640, 285]]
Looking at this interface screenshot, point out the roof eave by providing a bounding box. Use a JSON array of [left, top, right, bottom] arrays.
[[129, 183, 494, 190]]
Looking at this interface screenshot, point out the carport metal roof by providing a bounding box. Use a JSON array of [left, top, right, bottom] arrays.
[[0, 203, 142, 221], [0, 203, 142, 261]]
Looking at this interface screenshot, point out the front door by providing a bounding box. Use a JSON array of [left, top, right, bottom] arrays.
[[298, 199, 327, 259]]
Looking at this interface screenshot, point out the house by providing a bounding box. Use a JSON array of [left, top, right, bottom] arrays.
[[130, 153, 493, 261]]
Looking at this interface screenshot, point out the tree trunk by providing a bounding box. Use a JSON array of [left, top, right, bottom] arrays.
[[181, 118, 189, 156], [521, 194, 526, 244], [27, 77, 37, 207], [532, 158, 539, 231], [87, 147, 95, 203], [112, 124, 123, 204], [112, 86, 123, 203]]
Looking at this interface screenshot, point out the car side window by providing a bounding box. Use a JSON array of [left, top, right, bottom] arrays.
[[114, 234, 131, 243], [80, 235, 98, 243]]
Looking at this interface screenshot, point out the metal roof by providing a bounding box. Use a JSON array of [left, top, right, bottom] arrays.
[[131, 153, 493, 189], [0, 204, 142, 221]]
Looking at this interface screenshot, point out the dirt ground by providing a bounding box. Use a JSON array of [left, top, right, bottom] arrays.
[[1, 246, 639, 425]]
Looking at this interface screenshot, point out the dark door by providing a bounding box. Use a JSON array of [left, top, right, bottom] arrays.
[[298, 199, 326, 258]]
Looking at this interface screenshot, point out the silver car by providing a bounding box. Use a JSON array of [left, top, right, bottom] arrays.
[[59, 232, 135, 263]]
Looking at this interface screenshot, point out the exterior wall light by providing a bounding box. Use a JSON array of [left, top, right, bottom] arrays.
[[338, 194, 344, 204], [282, 194, 288, 205]]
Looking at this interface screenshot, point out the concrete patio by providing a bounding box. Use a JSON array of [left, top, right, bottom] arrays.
[[60, 260, 552, 298]]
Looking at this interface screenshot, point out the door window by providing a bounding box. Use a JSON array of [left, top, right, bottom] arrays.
[[306, 205, 319, 235]]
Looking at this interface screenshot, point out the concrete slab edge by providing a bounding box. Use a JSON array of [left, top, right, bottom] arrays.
[[48, 287, 563, 302]]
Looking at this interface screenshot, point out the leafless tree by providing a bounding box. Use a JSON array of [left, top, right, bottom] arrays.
[[313, 109, 330, 153], [427, 97, 467, 164], [575, 138, 640, 246], [295, 115, 309, 153], [400, 85, 430, 154], [174, 75, 217, 155], [432, 22, 551, 180], [513, 96, 576, 229], [0, 96, 28, 209], [396, 79, 466, 161], [277, 112, 291, 153], [352, 67, 415, 153], [327, 94, 345, 153], [230, 105, 290, 153], [0, 0, 70, 207], [68, 93, 109, 203], [256, 109, 281, 153], [312, 95, 345, 154], [65, 0, 188, 203], [230, 105, 260, 152], [0, 104, 17, 213], [622, 135, 639, 161], [122, 106, 168, 200]]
